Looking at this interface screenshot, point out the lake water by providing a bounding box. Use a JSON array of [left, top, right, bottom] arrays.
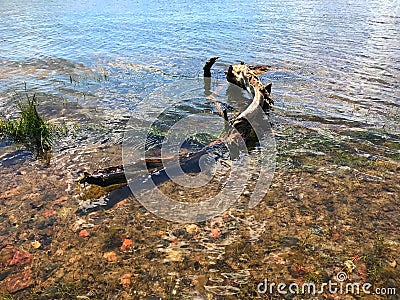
[[0, 0, 399, 148], [1, 2, 400, 297]]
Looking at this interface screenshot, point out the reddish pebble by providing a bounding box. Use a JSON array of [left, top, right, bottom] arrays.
[[0, 187, 20, 199], [120, 239, 133, 251], [210, 228, 221, 239], [120, 273, 133, 289], [332, 230, 341, 240], [4, 246, 33, 267], [115, 199, 127, 208], [2, 269, 34, 293], [79, 230, 90, 237], [43, 210, 57, 217], [51, 196, 68, 207]]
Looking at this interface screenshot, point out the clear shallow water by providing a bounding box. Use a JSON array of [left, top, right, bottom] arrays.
[[0, 0, 399, 139]]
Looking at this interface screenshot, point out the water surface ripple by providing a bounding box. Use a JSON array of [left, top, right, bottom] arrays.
[[0, 0, 399, 135]]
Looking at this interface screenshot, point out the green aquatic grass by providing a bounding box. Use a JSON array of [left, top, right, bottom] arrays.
[[0, 93, 65, 159]]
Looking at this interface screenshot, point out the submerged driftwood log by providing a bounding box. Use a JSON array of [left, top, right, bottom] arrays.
[[77, 59, 273, 215]]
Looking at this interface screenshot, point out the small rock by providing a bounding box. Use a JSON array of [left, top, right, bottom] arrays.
[[185, 224, 200, 234], [120, 239, 133, 251], [103, 251, 118, 262], [37, 217, 56, 230], [332, 230, 341, 240], [72, 218, 88, 232], [210, 228, 221, 239], [289, 263, 307, 278], [21, 193, 40, 201], [40, 193, 57, 201], [115, 199, 127, 208], [0, 187, 20, 199], [267, 253, 286, 265], [51, 196, 68, 207], [1, 246, 33, 267], [0, 270, 11, 281], [68, 255, 81, 264], [279, 236, 300, 247], [344, 260, 356, 272], [79, 230, 90, 237], [192, 275, 208, 289], [389, 260, 397, 268], [31, 240, 41, 249], [2, 269, 34, 293], [120, 273, 133, 289], [43, 210, 57, 217], [311, 225, 324, 236], [163, 249, 183, 262]]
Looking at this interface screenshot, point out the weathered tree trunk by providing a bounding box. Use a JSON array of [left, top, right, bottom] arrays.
[[77, 58, 273, 214], [225, 63, 273, 151]]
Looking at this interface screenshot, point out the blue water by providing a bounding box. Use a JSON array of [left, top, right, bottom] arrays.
[[0, 0, 399, 132]]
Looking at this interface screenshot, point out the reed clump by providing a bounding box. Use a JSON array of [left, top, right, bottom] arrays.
[[0, 94, 63, 159]]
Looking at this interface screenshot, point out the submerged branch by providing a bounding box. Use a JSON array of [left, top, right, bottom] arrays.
[[203, 56, 219, 77], [77, 58, 274, 214]]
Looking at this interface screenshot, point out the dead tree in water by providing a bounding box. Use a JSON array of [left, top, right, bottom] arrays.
[[77, 58, 273, 214]]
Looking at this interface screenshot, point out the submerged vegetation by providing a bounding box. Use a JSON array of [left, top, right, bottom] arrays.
[[0, 93, 65, 159]]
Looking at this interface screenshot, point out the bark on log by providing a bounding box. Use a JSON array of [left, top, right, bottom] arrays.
[[77, 58, 273, 214], [225, 63, 273, 150], [79, 166, 126, 187]]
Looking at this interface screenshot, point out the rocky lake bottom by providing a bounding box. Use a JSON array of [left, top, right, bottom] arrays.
[[0, 106, 399, 299]]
